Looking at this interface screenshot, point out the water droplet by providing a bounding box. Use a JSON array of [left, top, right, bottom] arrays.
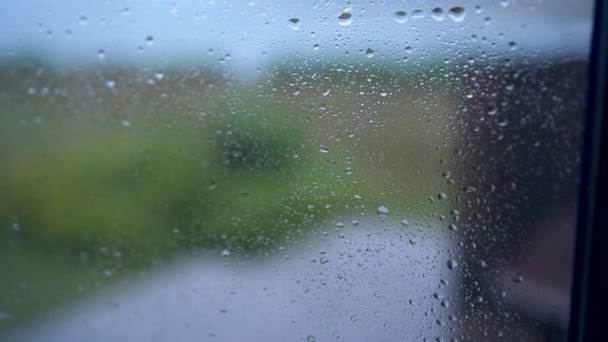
[[313, 44, 320, 50], [463, 185, 478, 193], [319, 145, 330, 153], [448, 223, 457, 231], [404, 46, 413, 53], [433, 292, 445, 300], [393, 11, 408, 23], [500, 0, 510, 8], [354, 194, 363, 200], [288, 17, 301, 30], [513, 274, 524, 283], [307, 335, 316, 342], [352, 220, 359, 226], [447, 259, 458, 270], [145, 35, 155, 45], [431, 7, 445, 21], [221, 249, 231, 257], [121, 120, 131, 127], [487, 106, 498, 115], [338, 12, 353, 26], [377, 205, 390, 216], [508, 41, 518, 51], [97, 49, 106, 59], [155, 72, 164, 80], [412, 9, 424, 19], [448, 7, 466, 22], [103, 269, 113, 277], [401, 219, 409, 226], [438, 192, 447, 200], [365, 48, 375, 58], [105, 80, 116, 88]]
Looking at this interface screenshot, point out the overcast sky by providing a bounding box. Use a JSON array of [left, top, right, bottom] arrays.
[[0, 0, 593, 72]]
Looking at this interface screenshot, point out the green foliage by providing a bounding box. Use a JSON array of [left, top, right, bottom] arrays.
[[0, 101, 351, 258]]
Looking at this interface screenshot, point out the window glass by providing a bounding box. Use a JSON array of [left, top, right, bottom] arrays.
[[0, 0, 592, 341]]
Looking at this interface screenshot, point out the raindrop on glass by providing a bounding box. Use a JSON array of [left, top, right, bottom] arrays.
[[513, 274, 524, 283], [338, 12, 353, 26], [288, 17, 301, 30], [431, 7, 445, 21], [412, 9, 424, 19], [393, 11, 408, 24], [377, 205, 390, 216], [448, 7, 466, 22]]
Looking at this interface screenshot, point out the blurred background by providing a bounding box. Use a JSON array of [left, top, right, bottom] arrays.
[[0, 0, 593, 341]]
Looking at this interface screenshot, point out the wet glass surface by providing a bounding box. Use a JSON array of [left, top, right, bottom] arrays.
[[0, 1, 593, 340]]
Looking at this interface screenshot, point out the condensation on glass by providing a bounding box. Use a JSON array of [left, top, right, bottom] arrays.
[[0, 1, 593, 341]]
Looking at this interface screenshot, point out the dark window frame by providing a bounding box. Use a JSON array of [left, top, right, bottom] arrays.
[[569, 1, 608, 341]]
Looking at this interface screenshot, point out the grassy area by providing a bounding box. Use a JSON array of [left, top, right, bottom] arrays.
[[0, 59, 457, 330]]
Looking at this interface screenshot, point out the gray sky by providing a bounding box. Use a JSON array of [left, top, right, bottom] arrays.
[[0, 0, 594, 73]]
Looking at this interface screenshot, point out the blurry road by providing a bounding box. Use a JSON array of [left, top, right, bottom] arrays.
[[2, 218, 456, 342]]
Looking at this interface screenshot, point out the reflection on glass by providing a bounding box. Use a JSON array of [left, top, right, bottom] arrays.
[[0, 1, 592, 341]]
